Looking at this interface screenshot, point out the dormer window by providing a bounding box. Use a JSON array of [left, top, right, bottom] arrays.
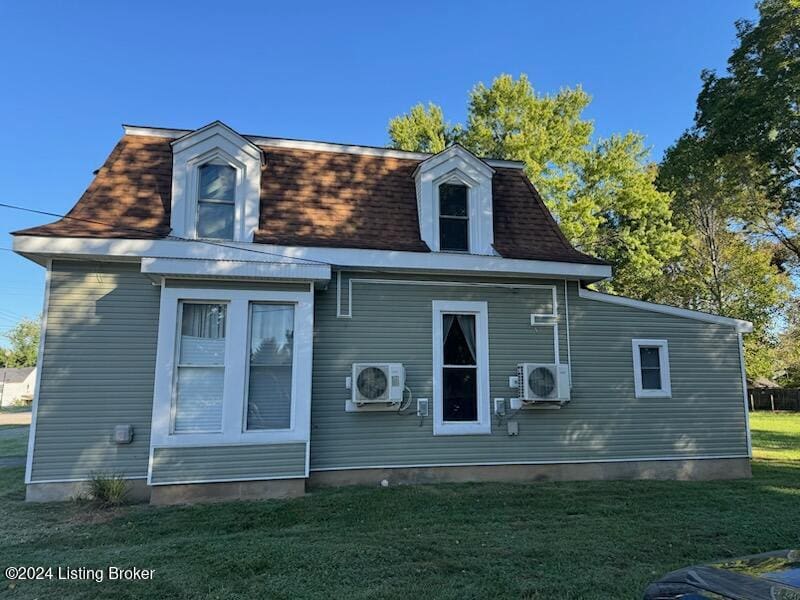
[[170, 121, 263, 243], [413, 145, 496, 255], [197, 163, 236, 240], [439, 183, 469, 252]]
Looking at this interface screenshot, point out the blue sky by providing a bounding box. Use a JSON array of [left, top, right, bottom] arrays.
[[0, 0, 757, 337]]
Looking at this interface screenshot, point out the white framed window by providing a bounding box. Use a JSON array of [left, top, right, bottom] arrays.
[[151, 286, 313, 447], [173, 301, 227, 433], [631, 339, 671, 398], [414, 145, 495, 255], [432, 300, 490, 435], [438, 182, 470, 252], [245, 303, 295, 431], [196, 163, 237, 240], [170, 122, 263, 243]]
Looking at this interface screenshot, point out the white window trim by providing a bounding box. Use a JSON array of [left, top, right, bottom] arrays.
[[414, 145, 495, 255], [191, 156, 243, 241], [432, 300, 491, 435], [631, 338, 672, 398], [150, 286, 313, 447], [434, 174, 475, 253], [170, 122, 262, 243]]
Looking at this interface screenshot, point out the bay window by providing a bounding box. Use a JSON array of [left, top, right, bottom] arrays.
[[151, 286, 313, 448]]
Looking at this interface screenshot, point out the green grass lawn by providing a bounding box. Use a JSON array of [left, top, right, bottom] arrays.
[[0, 426, 28, 458], [1, 413, 798, 599]]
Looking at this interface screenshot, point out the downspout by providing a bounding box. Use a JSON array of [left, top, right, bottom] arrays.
[[564, 279, 572, 386], [738, 332, 752, 458]]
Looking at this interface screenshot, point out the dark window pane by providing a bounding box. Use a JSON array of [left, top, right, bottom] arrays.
[[640, 347, 660, 369], [443, 368, 477, 421], [440, 218, 468, 251], [641, 368, 662, 390], [443, 315, 476, 365], [440, 184, 467, 216]]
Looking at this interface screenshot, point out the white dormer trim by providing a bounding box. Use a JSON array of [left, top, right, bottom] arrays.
[[413, 145, 495, 255], [170, 121, 263, 242]]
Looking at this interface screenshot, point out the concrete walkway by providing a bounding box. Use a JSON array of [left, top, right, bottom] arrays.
[[0, 410, 32, 426]]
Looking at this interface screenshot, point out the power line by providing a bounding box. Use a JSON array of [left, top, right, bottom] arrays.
[[0, 202, 331, 267]]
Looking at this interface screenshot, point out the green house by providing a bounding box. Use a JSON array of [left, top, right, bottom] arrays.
[[13, 122, 753, 504]]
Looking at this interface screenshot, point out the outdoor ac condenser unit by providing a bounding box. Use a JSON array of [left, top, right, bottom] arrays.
[[351, 363, 405, 404], [517, 363, 570, 404]]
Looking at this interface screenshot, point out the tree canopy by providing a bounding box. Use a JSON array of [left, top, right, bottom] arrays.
[[1, 318, 40, 368], [695, 0, 800, 268], [388, 74, 682, 297]]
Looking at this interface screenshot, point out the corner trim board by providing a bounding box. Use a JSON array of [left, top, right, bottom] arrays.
[[738, 332, 753, 457], [25, 259, 51, 484]]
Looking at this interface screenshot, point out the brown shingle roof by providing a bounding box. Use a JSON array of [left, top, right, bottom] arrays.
[[14, 134, 605, 265]]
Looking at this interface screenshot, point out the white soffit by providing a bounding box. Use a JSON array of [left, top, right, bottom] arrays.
[[14, 236, 612, 281], [140, 257, 331, 282]]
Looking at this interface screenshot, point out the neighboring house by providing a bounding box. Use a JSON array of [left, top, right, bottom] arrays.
[[0, 367, 36, 407], [12, 121, 753, 504]]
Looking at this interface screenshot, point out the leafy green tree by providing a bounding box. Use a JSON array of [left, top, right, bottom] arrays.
[[2, 318, 41, 368], [388, 74, 682, 297], [387, 103, 455, 154], [695, 0, 800, 262], [657, 134, 792, 378]]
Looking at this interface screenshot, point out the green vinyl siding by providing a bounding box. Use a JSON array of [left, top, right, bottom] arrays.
[[30, 261, 159, 481], [308, 272, 748, 471], [150, 443, 307, 484], [31, 261, 748, 483]]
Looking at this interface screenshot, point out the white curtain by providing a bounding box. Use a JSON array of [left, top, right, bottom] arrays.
[[181, 303, 225, 338]]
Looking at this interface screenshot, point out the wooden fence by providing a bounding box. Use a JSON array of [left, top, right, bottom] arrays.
[[748, 387, 800, 411]]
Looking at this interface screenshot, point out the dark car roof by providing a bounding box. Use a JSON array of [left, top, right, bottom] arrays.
[[647, 550, 800, 600]]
